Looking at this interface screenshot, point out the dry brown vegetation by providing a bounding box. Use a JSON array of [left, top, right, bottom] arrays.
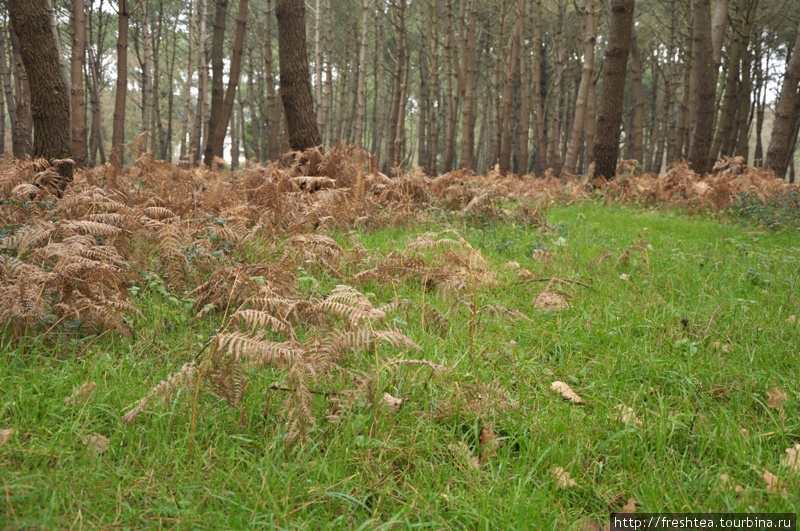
[[2, 146, 797, 441]]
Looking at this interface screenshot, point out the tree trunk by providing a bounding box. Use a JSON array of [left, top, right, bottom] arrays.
[[43, 0, 70, 95], [564, 0, 598, 175], [591, 0, 635, 179], [687, 0, 715, 175], [766, 21, 800, 179], [191, 0, 208, 166], [9, 23, 32, 157], [179, 0, 198, 162], [629, 28, 645, 164], [111, 0, 129, 168], [8, 0, 73, 187], [547, 0, 566, 176], [202, 0, 228, 164], [532, 0, 546, 174], [265, 0, 281, 160], [442, 0, 458, 171], [276, 0, 321, 151], [205, 0, 248, 165], [86, 7, 106, 166], [70, 0, 87, 167], [354, 0, 369, 146], [500, 2, 522, 175], [459, 0, 478, 171], [0, 28, 21, 157]]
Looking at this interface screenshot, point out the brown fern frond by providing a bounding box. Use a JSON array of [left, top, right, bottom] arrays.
[[122, 362, 198, 424], [206, 351, 247, 406], [231, 309, 297, 340], [320, 328, 421, 360], [313, 299, 385, 327], [217, 332, 304, 369]]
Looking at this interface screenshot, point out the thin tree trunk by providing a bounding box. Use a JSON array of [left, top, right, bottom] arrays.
[[0, 27, 21, 157], [459, 0, 478, 171], [442, 0, 458, 171], [592, 0, 635, 179], [276, 0, 321, 151], [766, 20, 800, 178], [688, 0, 715, 175], [86, 8, 105, 166], [564, 0, 597, 174], [205, 0, 248, 165], [265, 0, 280, 160], [203, 0, 228, 163], [191, 0, 208, 166], [179, 0, 198, 162], [111, 0, 129, 168], [354, 0, 369, 146], [547, 0, 567, 175], [43, 0, 71, 95], [500, 2, 522, 175], [532, 0, 545, 174], [71, 0, 87, 167]]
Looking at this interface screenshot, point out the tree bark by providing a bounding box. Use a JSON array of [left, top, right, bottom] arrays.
[[687, 0, 715, 175], [111, 0, 129, 168], [766, 21, 800, 179], [592, 0, 635, 179], [9, 24, 32, 158], [0, 27, 22, 157], [205, 0, 248, 165], [354, 0, 369, 146], [71, 0, 87, 167], [459, 0, 478, 171], [276, 0, 321, 151], [202, 0, 228, 164], [179, 0, 198, 162], [8, 0, 73, 187], [564, 0, 598, 175]]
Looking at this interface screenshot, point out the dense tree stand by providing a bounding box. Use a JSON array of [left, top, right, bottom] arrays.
[[8, 0, 73, 189], [276, 0, 321, 152]]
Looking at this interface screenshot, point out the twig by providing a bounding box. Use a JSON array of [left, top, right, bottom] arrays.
[[520, 277, 592, 288], [268, 385, 339, 397]]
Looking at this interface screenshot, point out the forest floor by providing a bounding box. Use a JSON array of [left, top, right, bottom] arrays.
[[1, 150, 799, 529]]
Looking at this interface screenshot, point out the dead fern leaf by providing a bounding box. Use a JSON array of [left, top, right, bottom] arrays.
[[781, 444, 800, 473], [64, 382, 97, 406], [551, 467, 579, 488], [122, 362, 197, 424], [84, 433, 110, 455], [0, 428, 13, 445]]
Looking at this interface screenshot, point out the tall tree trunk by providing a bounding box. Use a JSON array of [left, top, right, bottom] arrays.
[[564, 0, 598, 174], [86, 8, 105, 166], [179, 0, 198, 162], [532, 0, 546, 174], [276, 0, 321, 151], [43, 0, 70, 95], [191, 0, 209, 166], [591, 0, 635, 179], [9, 23, 32, 157], [629, 28, 644, 164], [203, 0, 228, 163], [710, 0, 729, 82], [766, 21, 800, 179], [459, 0, 478, 170], [687, 0, 715, 175], [442, 0, 458, 171], [8, 0, 73, 187], [205, 0, 248, 165], [500, 1, 523, 175], [0, 27, 21, 157], [111, 0, 129, 168], [547, 0, 566, 175], [265, 0, 281, 160], [70, 0, 87, 167], [354, 0, 369, 146]]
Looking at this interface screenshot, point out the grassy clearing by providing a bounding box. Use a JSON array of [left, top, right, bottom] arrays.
[[2, 202, 799, 529]]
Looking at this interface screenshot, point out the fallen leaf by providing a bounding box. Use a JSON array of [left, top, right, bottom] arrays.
[[382, 392, 404, 410], [576, 518, 604, 531], [786, 315, 796, 324], [448, 442, 480, 471], [64, 381, 97, 406], [0, 428, 13, 445], [508, 339, 517, 346], [781, 443, 800, 473], [552, 381, 585, 404], [763, 469, 786, 493], [619, 274, 630, 281], [620, 497, 638, 513], [766, 388, 787, 409], [84, 434, 110, 455], [535, 291, 569, 310], [722, 343, 733, 353], [517, 269, 534, 280], [739, 427, 750, 438], [719, 473, 745, 493], [551, 466, 579, 489], [480, 426, 500, 461], [502, 261, 520, 270], [532, 249, 553, 264], [611, 404, 642, 426]]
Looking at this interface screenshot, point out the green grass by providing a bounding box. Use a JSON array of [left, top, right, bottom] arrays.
[[2, 203, 799, 529]]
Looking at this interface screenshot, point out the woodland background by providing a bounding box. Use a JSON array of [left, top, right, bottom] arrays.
[[1, 0, 799, 179]]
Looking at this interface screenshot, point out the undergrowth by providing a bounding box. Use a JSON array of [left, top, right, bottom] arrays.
[[1, 148, 799, 528]]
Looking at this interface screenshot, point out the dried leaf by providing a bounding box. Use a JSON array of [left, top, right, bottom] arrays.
[[611, 404, 641, 426], [551, 466, 579, 489], [722, 343, 733, 353], [781, 443, 800, 473], [763, 469, 786, 493], [552, 381, 585, 404], [0, 428, 13, 445], [532, 249, 553, 264], [719, 473, 744, 493], [739, 427, 750, 438], [786, 315, 796, 324], [535, 291, 569, 310], [619, 273, 630, 281], [766, 388, 787, 409], [517, 269, 535, 280], [502, 261, 520, 270], [576, 518, 604, 531], [480, 426, 500, 461], [64, 381, 97, 406], [448, 442, 480, 470], [620, 497, 638, 513], [382, 392, 404, 410], [84, 434, 110, 455]]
